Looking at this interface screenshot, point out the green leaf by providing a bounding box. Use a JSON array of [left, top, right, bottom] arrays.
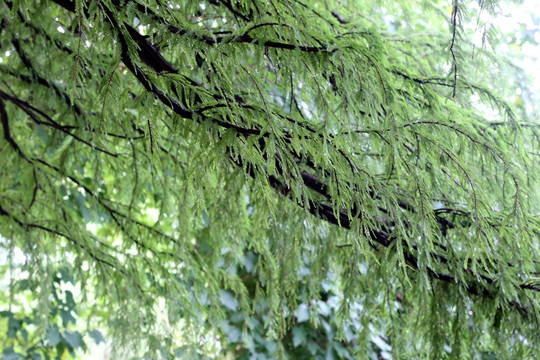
[[47, 325, 61, 346], [295, 304, 309, 323], [17, 279, 29, 291], [243, 251, 257, 273], [317, 301, 331, 317], [292, 327, 306, 347], [227, 326, 241, 343], [3, 353, 23, 360], [21, 329, 28, 342], [59, 268, 74, 284], [173, 346, 186, 357], [60, 309, 76, 326], [307, 340, 319, 355], [219, 290, 238, 311], [334, 342, 349, 357], [63, 330, 82, 349], [0, 311, 13, 318], [64, 291, 75, 309], [7, 317, 22, 337], [74, 192, 92, 223], [2, 348, 22, 360], [89, 330, 105, 344]]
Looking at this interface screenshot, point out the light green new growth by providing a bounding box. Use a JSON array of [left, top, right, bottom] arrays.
[[0, 0, 538, 358]]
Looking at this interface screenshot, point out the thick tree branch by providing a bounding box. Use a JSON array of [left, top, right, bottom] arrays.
[[37, 0, 540, 318], [0, 97, 30, 161]]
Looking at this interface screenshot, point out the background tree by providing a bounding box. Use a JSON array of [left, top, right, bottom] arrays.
[[0, 0, 539, 358]]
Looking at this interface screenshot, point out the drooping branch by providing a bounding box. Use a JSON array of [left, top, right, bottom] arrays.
[[0, 0, 534, 321], [0, 96, 29, 161]]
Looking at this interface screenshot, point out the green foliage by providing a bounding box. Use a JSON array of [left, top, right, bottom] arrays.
[[218, 251, 393, 359], [0, 259, 105, 359], [0, 0, 539, 358]]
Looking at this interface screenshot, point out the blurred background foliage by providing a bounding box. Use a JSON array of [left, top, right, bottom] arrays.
[[0, 0, 539, 358]]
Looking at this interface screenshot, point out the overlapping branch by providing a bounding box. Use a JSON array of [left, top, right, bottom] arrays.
[[1, 0, 537, 322]]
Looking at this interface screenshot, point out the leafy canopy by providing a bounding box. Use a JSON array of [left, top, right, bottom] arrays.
[[0, 0, 539, 358]]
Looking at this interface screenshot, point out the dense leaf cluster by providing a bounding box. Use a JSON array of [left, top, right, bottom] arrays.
[[0, 0, 538, 358]]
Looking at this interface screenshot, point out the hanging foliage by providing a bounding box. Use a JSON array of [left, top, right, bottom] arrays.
[[0, 0, 538, 358]]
